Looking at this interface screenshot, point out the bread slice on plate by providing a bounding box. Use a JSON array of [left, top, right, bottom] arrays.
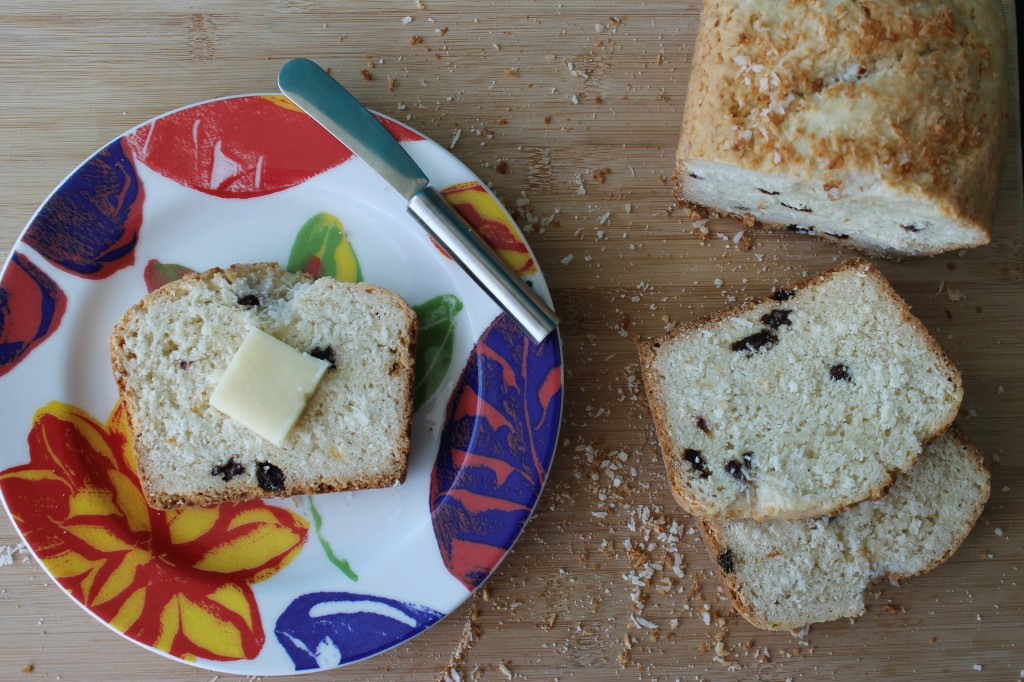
[[699, 426, 990, 631], [678, 0, 1007, 256], [110, 263, 416, 509], [638, 259, 962, 521]]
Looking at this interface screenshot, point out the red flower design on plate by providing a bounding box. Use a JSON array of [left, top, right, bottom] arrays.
[[124, 95, 423, 198], [0, 401, 309, 662]]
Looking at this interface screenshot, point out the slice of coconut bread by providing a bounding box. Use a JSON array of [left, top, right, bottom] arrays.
[[699, 427, 989, 631], [638, 259, 962, 520], [678, 0, 1007, 256], [110, 263, 416, 509]]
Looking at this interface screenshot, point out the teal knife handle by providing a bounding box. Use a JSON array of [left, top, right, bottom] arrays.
[[278, 58, 428, 200]]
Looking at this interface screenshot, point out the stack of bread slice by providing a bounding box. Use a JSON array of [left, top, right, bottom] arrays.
[[638, 260, 990, 630]]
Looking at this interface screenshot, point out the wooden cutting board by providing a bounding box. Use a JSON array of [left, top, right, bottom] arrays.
[[0, 2, 1020, 680]]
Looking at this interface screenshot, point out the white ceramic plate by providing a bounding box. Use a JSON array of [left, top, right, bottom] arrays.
[[0, 95, 563, 675]]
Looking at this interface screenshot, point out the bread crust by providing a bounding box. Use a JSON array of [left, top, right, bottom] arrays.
[[678, 0, 1008, 255], [698, 517, 780, 630], [890, 424, 990, 577], [638, 259, 963, 521], [699, 424, 990, 631], [110, 263, 416, 509]]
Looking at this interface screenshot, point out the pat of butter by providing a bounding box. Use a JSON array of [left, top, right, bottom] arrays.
[[210, 328, 330, 446]]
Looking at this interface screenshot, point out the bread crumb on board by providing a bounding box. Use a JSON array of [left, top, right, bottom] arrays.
[[1, 544, 27, 567]]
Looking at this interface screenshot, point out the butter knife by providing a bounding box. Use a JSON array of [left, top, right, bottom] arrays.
[[278, 58, 560, 344]]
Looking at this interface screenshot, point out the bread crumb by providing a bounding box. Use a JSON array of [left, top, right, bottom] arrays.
[[946, 288, 967, 302], [631, 614, 658, 629], [1, 543, 26, 566], [439, 594, 479, 681]]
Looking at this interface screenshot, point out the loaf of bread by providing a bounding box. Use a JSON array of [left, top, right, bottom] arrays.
[[700, 427, 989, 631], [110, 263, 416, 509], [638, 260, 962, 520], [678, 0, 1007, 256]]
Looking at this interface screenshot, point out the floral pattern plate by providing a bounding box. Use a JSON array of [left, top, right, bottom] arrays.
[[0, 95, 562, 675]]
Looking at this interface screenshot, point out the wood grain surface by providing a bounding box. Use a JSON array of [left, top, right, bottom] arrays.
[[1, 2, 1021, 680]]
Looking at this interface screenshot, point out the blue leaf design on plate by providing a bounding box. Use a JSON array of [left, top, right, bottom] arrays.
[[23, 137, 144, 279], [430, 314, 562, 590], [275, 591, 443, 670]]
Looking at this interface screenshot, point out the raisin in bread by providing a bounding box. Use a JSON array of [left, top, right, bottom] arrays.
[[110, 263, 416, 509], [700, 427, 989, 631], [679, 0, 1007, 256], [638, 260, 961, 520]]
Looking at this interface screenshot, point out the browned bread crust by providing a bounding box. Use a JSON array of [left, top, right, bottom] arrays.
[[678, 0, 1008, 256]]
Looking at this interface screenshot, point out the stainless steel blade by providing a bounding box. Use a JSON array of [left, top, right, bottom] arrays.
[[278, 58, 429, 201]]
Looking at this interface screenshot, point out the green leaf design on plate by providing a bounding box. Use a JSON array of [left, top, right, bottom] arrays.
[[143, 259, 196, 293], [287, 212, 362, 282], [412, 294, 464, 411], [306, 495, 358, 582]]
